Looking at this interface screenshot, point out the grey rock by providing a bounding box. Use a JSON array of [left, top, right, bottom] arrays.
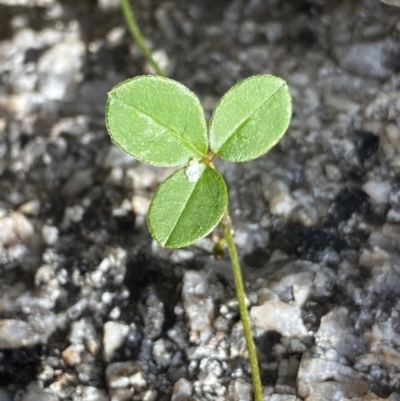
[[98, 0, 120, 11], [21, 381, 58, 401], [251, 300, 308, 338], [103, 321, 129, 362], [78, 79, 109, 115], [41, 225, 59, 246], [109, 388, 133, 401], [0, 0, 54, 5], [104, 145, 136, 169], [269, 272, 314, 303], [105, 361, 147, 391], [62, 344, 84, 366], [0, 212, 34, 247], [0, 388, 13, 401], [0, 313, 56, 348], [50, 116, 89, 138], [275, 357, 300, 394], [61, 169, 94, 198], [171, 378, 193, 401], [297, 356, 368, 399], [182, 271, 214, 342], [336, 40, 394, 79], [141, 288, 165, 340], [316, 307, 365, 361], [152, 338, 173, 369], [69, 318, 100, 355], [37, 30, 85, 101], [228, 379, 252, 401], [267, 396, 298, 401], [74, 386, 108, 401]]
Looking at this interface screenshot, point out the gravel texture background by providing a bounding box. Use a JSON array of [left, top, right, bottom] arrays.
[[1, 0, 400, 400]]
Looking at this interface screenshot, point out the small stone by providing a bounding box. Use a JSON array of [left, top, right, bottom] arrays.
[[109, 306, 121, 320], [62, 344, 84, 366], [130, 371, 147, 391], [268, 395, 297, 401], [0, 213, 34, 247], [239, 20, 257, 44], [141, 288, 165, 340], [229, 379, 252, 401], [21, 381, 58, 401], [131, 195, 151, 215], [171, 378, 193, 401], [62, 205, 85, 227], [251, 300, 308, 338], [61, 169, 94, 198], [141, 389, 157, 401], [98, 0, 120, 11], [103, 321, 129, 362], [37, 31, 84, 101], [110, 388, 133, 401], [275, 356, 300, 394], [297, 356, 368, 398], [144, 49, 174, 76], [336, 40, 394, 80], [0, 313, 56, 348], [105, 361, 144, 390], [0, 0, 54, 5], [34, 264, 54, 285], [325, 164, 342, 182], [293, 284, 311, 307], [18, 200, 40, 216], [263, 21, 283, 43], [104, 145, 135, 168], [107, 167, 125, 187], [79, 386, 109, 401], [269, 272, 314, 302], [106, 27, 125, 46], [41, 225, 59, 246], [50, 115, 89, 137], [182, 271, 214, 342], [270, 193, 298, 218], [66, 298, 88, 320], [152, 338, 172, 368], [362, 181, 391, 205], [69, 318, 100, 355], [0, 389, 12, 401], [264, 180, 289, 201], [48, 373, 75, 398]]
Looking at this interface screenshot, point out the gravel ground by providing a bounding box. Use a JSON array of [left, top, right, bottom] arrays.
[[1, 0, 400, 400]]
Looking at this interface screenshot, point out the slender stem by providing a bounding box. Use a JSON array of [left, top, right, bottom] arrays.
[[221, 212, 263, 401], [120, 0, 166, 77]]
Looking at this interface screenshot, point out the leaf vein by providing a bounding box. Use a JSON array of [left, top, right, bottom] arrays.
[[216, 83, 285, 152], [113, 97, 204, 157]]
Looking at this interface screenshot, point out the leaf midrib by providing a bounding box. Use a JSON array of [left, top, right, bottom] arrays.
[[112, 95, 205, 158], [213, 83, 285, 152], [163, 169, 204, 247]]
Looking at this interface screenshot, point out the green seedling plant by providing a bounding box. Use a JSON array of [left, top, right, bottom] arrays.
[[110, 2, 292, 400], [106, 74, 292, 400]]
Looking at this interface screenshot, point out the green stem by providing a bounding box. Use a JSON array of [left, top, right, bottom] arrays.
[[221, 212, 263, 401], [120, 0, 166, 77]]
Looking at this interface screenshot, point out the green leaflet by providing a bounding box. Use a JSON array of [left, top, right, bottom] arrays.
[[105, 76, 208, 167], [209, 75, 292, 162], [147, 164, 228, 248]]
